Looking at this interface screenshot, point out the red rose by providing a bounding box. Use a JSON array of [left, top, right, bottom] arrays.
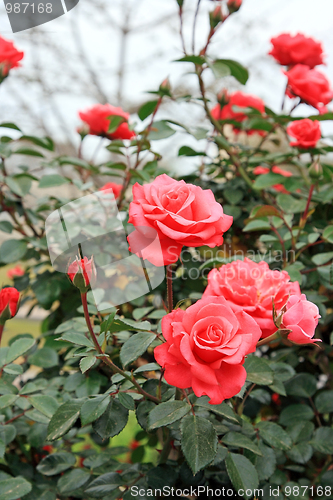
[[68, 256, 96, 292], [154, 296, 261, 404], [7, 265, 24, 279], [203, 258, 301, 338], [270, 33, 324, 69], [0, 287, 20, 324], [0, 36, 24, 79], [78, 104, 135, 140], [287, 119, 321, 149], [212, 91, 266, 135], [281, 294, 320, 344], [128, 174, 232, 266], [99, 182, 122, 199], [253, 165, 292, 193], [284, 65, 333, 113]]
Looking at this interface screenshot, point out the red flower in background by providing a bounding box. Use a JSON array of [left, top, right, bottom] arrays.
[[287, 119, 321, 149], [7, 265, 24, 279], [253, 165, 292, 193], [154, 296, 261, 404], [270, 33, 324, 69], [203, 258, 301, 338], [0, 287, 20, 324], [78, 104, 135, 140], [128, 174, 233, 266], [281, 294, 321, 344], [284, 65, 333, 113], [211, 91, 266, 135], [99, 182, 122, 199], [0, 36, 24, 78]]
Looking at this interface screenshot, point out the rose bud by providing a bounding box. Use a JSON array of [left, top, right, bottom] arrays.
[[210, 5, 225, 28], [227, 0, 242, 14], [0, 287, 20, 325], [280, 294, 321, 345], [67, 256, 96, 293], [308, 161, 323, 180]]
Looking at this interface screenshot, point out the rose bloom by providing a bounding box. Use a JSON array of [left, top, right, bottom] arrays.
[[211, 91, 266, 135], [128, 174, 233, 266], [285, 65, 333, 113], [203, 258, 301, 338], [270, 33, 324, 69], [253, 165, 292, 193], [0, 36, 24, 78], [7, 265, 24, 279], [281, 294, 320, 344], [78, 104, 135, 140], [0, 287, 20, 323], [154, 296, 261, 404], [287, 119, 321, 149], [99, 182, 122, 199], [68, 256, 96, 291]]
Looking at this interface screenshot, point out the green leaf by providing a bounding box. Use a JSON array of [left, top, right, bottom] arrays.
[[60, 332, 94, 348], [57, 469, 90, 494], [80, 395, 109, 426], [0, 395, 17, 410], [80, 356, 97, 373], [0, 122, 21, 131], [175, 55, 205, 65], [93, 399, 129, 439], [148, 401, 191, 430], [322, 226, 333, 244], [0, 222, 13, 234], [148, 120, 176, 140], [178, 146, 206, 157], [286, 421, 314, 444], [287, 443, 313, 464], [6, 338, 35, 364], [181, 414, 217, 474], [244, 356, 274, 385], [84, 472, 122, 498], [279, 404, 314, 426], [194, 397, 240, 424], [222, 432, 262, 455], [134, 362, 160, 374], [315, 390, 333, 413], [120, 332, 155, 367], [20, 135, 54, 151], [255, 442, 276, 481], [257, 421, 292, 450], [28, 395, 59, 419], [225, 453, 259, 499], [13, 147, 44, 157], [136, 400, 156, 430], [284, 373, 317, 398], [310, 427, 333, 454], [6, 176, 32, 197], [210, 60, 231, 79], [107, 115, 126, 134], [243, 219, 271, 232], [253, 173, 285, 190], [214, 59, 249, 85], [117, 392, 135, 411], [39, 174, 69, 188], [47, 399, 85, 441], [0, 240, 28, 264], [37, 452, 76, 476], [312, 251, 333, 266], [0, 477, 32, 500], [276, 194, 307, 214], [138, 100, 159, 121], [3, 364, 23, 376], [0, 425, 16, 446], [28, 347, 59, 368]]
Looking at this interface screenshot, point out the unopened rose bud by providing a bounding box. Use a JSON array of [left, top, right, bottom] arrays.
[[227, 0, 242, 14], [77, 123, 89, 140], [0, 287, 20, 325], [210, 5, 225, 28], [68, 256, 96, 293], [309, 161, 323, 179], [217, 88, 231, 107]]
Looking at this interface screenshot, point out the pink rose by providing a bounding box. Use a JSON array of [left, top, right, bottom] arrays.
[[281, 294, 320, 344], [203, 258, 301, 338], [154, 296, 261, 404], [78, 104, 135, 140], [99, 182, 122, 199], [212, 91, 266, 135], [270, 33, 324, 69], [287, 119, 321, 149], [68, 256, 96, 293], [128, 174, 232, 266], [284, 65, 333, 113]]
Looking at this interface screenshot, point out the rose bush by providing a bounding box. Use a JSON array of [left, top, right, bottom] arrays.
[[0, 2, 333, 498]]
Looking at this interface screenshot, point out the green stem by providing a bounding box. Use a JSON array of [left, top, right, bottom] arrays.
[[81, 293, 161, 404], [0, 324, 4, 347], [257, 331, 280, 347], [166, 265, 173, 313], [158, 428, 172, 464]]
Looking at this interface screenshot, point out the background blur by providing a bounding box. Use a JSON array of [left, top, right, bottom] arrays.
[[1, 0, 333, 157]]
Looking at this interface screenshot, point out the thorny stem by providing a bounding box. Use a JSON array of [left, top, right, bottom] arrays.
[[0, 324, 4, 347], [237, 383, 256, 416], [166, 265, 174, 313], [81, 292, 161, 404]]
